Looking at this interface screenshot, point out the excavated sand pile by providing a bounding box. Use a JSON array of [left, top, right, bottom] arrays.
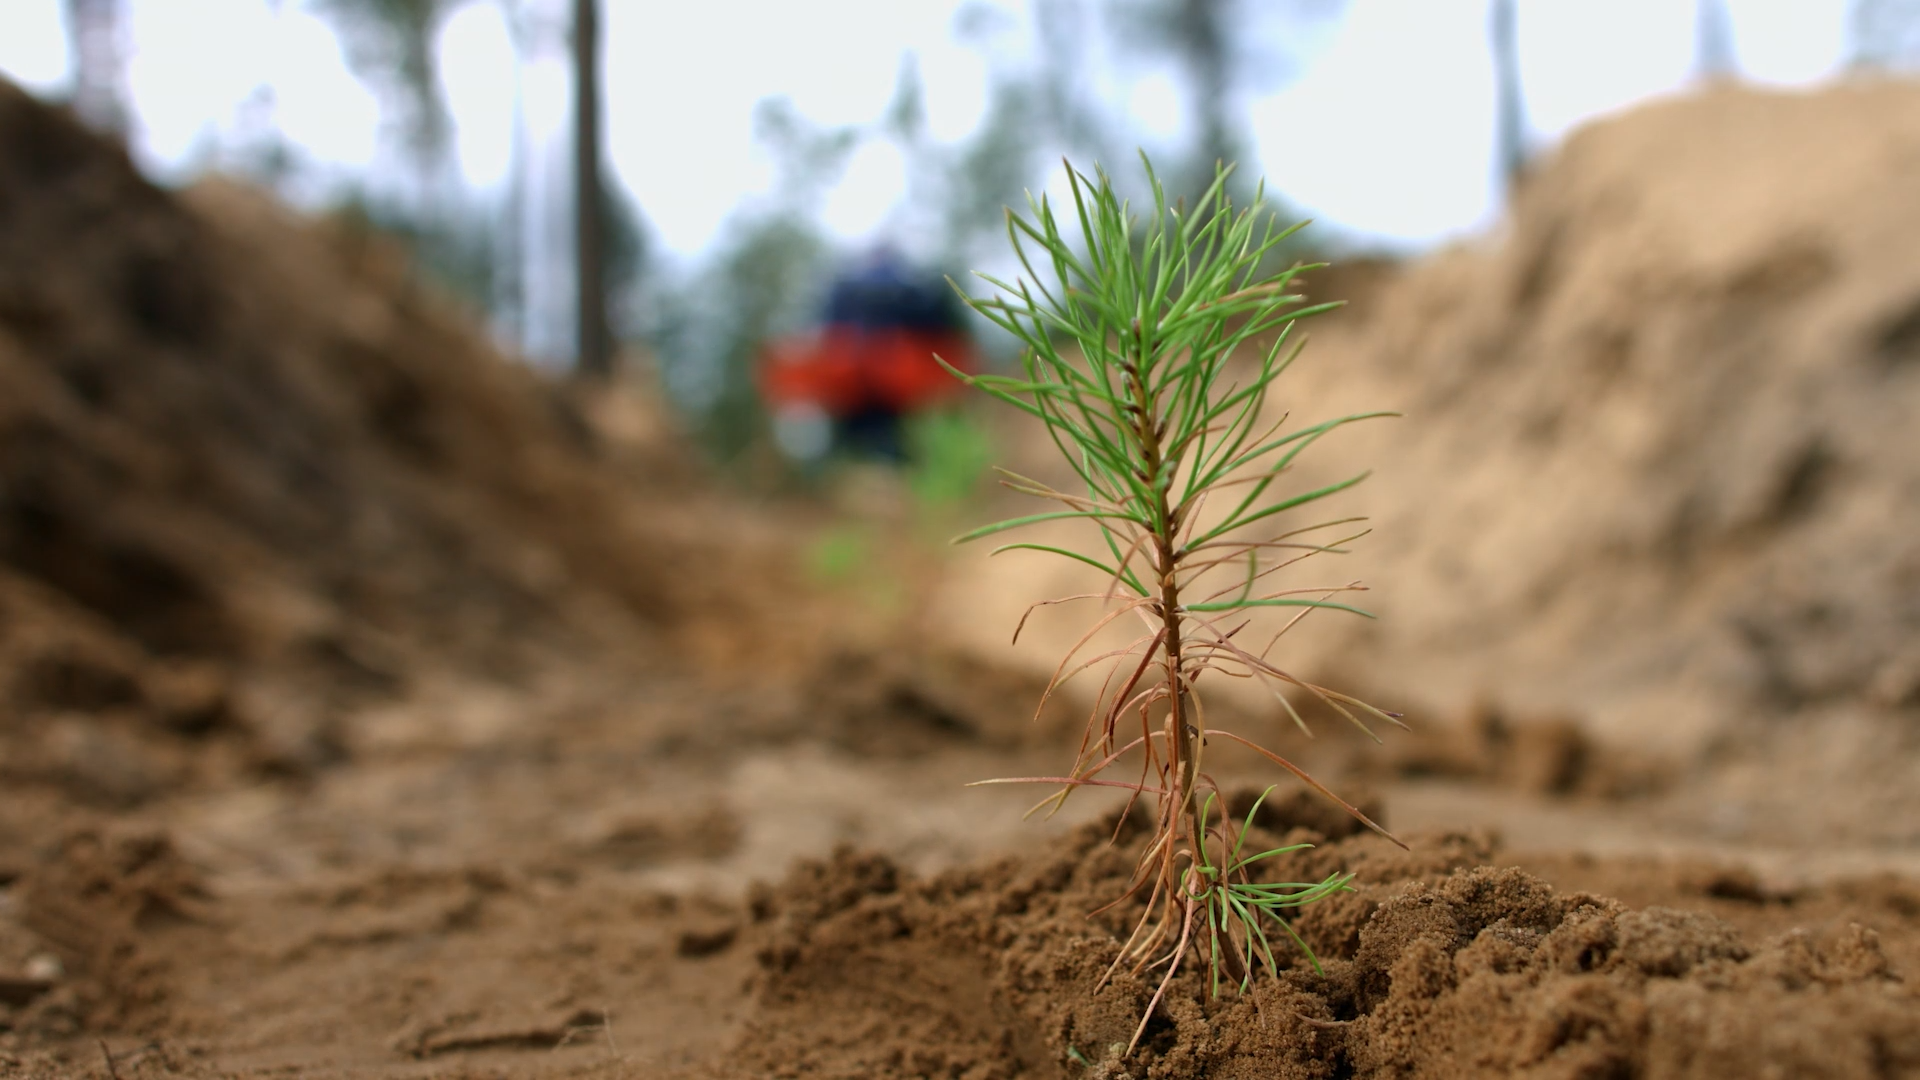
[[0, 79, 704, 810]]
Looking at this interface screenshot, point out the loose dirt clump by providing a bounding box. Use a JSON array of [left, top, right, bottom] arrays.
[[1354, 698, 1670, 799], [9, 828, 211, 1037], [785, 646, 1086, 757], [731, 814, 1917, 1079], [0, 75, 756, 822]]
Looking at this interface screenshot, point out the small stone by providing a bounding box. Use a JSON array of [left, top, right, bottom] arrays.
[[675, 922, 739, 958]]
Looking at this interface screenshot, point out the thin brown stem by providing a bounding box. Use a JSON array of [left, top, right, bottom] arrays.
[[1124, 323, 1211, 889]]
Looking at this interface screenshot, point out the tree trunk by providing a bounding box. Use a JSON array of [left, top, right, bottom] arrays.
[[572, 0, 611, 380], [65, 0, 130, 138], [1489, 0, 1527, 199], [1695, 0, 1738, 81]]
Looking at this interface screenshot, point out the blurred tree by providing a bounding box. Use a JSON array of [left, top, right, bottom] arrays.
[[752, 97, 863, 208], [1694, 0, 1738, 80], [940, 77, 1043, 263], [647, 99, 852, 462], [875, 55, 952, 261], [883, 51, 928, 146], [1850, 0, 1920, 68], [495, 16, 531, 348], [1033, 0, 1116, 164], [331, 189, 501, 306], [63, 0, 131, 137], [313, 0, 459, 198], [1147, 0, 1243, 199], [680, 217, 832, 462], [1108, 0, 1345, 206], [1489, 0, 1529, 198], [599, 183, 650, 339], [572, 0, 611, 380], [312, 0, 647, 371], [934, 4, 1047, 264]]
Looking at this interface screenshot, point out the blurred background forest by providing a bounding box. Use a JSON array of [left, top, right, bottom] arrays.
[[7, 0, 1920, 467]]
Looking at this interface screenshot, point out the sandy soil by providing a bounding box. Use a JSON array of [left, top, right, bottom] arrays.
[[0, 76, 1915, 1080]]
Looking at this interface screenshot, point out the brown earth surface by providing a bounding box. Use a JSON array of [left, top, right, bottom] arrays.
[[0, 76, 1917, 1079]]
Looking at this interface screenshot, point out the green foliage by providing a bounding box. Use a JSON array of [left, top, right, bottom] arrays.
[[805, 525, 871, 583], [327, 183, 647, 331], [940, 78, 1045, 265], [1033, 0, 1345, 232], [904, 410, 996, 511], [329, 190, 500, 310], [647, 98, 852, 466], [312, 0, 457, 172], [1194, 787, 1353, 996], [596, 183, 654, 335], [803, 523, 906, 615], [952, 152, 1399, 1053], [652, 213, 832, 464]]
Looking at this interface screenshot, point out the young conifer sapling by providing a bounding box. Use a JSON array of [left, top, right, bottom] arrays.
[[943, 155, 1405, 1052]]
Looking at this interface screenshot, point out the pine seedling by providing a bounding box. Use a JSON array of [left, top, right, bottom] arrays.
[[943, 154, 1404, 1053]]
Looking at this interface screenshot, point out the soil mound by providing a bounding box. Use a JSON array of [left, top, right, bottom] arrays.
[[1303, 82, 1920, 841], [0, 79, 712, 814], [731, 816, 1918, 1079], [1318, 80, 1920, 741]]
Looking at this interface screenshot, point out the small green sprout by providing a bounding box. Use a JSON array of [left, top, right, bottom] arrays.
[[944, 153, 1404, 1053], [1195, 786, 1354, 999], [904, 409, 995, 511]]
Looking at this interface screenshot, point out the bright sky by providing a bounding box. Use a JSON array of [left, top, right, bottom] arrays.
[[0, 0, 1854, 257]]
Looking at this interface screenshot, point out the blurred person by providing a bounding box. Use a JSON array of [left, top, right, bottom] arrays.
[[759, 246, 976, 464]]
